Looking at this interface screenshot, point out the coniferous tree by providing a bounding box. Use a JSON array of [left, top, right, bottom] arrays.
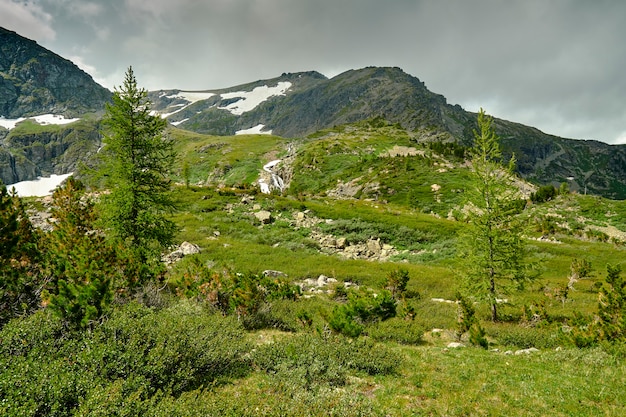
[[597, 264, 626, 341], [459, 109, 532, 321], [41, 178, 116, 329], [0, 183, 41, 325], [97, 66, 177, 282]]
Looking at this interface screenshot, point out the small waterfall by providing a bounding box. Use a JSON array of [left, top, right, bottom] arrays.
[[259, 159, 285, 194]]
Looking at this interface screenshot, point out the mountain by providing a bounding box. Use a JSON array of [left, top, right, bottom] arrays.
[[1, 25, 624, 199], [149, 67, 626, 199], [149, 67, 468, 139], [0, 27, 110, 117], [0, 27, 111, 185]]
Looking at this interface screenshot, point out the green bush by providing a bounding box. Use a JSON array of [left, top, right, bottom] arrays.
[[328, 289, 397, 337], [365, 317, 424, 345], [486, 323, 566, 349], [253, 333, 401, 391], [0, 301, 251, 417]]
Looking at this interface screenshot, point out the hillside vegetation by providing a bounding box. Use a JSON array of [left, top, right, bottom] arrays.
[[2, 113, 626, 416]]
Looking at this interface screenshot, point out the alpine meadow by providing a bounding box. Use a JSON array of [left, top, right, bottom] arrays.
[[1, 26, 626, 417]]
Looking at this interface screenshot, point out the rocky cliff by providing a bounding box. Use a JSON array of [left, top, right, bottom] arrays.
[[0, 27, 111, 118], [0, 27, 110, 185]]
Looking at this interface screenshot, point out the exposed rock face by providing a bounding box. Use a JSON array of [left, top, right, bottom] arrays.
[[0, 27, 110, 184], [0, 119, 102, 184], [0, 27, 111, 118]]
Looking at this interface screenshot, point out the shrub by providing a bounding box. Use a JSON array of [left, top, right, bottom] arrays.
[[253, 333, 401, 391], [384, 268, 410, 300], [486, 323, 566, 349], [366, 317, 424, 345], [0, 301, 252, 416], [328, 289, 397, 337], [597, 264, 626, 341], [530, 185, 558, 203]]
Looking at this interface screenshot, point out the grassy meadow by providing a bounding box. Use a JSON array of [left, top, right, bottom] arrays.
[[3, 123, 626, 416]]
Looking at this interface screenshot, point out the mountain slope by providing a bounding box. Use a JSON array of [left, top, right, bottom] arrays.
[[0, 27, 111, 118], [151, 67, 626, 199], [149, 67, 469, 139], [0, 27, 111, 185]]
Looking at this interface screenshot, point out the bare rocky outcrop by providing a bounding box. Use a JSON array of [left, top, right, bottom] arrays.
[[162, 241, 201, 264]]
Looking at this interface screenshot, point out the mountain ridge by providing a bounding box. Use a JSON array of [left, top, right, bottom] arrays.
[[0, 27, 111, 118], [149, 67, 626, 198], [1, 25, 625, 199]]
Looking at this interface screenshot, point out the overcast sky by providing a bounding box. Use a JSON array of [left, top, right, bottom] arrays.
[[2, 0, 625, 144]]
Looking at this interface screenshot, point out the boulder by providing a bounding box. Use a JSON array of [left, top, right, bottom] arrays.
[[162, 241, 200, 264], [179, 241, 201, 255], [367, 238, 382, 254], [263, 270, 287, 278], [514, 348, 539, 355], [254, 210, 273, 224]]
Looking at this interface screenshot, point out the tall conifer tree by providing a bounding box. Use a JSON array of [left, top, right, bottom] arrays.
[[98, 67, 177, 279], [460, 108, 531, 321]]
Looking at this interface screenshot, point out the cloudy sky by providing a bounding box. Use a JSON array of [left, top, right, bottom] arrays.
[[2, 0, 626, 144]]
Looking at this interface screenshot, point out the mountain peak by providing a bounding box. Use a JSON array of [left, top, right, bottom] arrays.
[[0, 26, 111, 118]]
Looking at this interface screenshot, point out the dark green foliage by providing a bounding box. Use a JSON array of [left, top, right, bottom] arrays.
[[366, 317, 424, 345], [253, 333, 400, 391], [384, 267, 410, 300], [597, 264, 626, 341], [328, 289, 397, 337], [534, 215, 560, 235], [0, 182, 41, 325], [455, 292, 476, 340], [488, 324, 566, 349], [0, 302, 251, 417], [469, 321, 489, 349], [96, 66, 177, 280], [318, 218, 433, 249], [530, 184, 558, 203], [169, 259, 300, 330], [41, 178, 116, 329], [428, 141, 467, 160]]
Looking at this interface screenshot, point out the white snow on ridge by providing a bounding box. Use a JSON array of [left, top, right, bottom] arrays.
[[235, 124, 272, 135], [166, 91, 215, 103], [8, 173, 73, 197], [0, 114, 80, 131], [171, 118, 189, 126], [219, 82, 292, 116], [159, 91, 216, 119], [158, 82, 291, 124]]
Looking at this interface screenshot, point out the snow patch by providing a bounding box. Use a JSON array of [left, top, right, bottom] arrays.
[[159, 91, 216, 119], [219, 82, 292, 115], [8, 173, 74, 197], [235, 124, 272, 135], [171, 118, 189, 126], [166, 91, 215, 103], [0, 114, 80, 131]]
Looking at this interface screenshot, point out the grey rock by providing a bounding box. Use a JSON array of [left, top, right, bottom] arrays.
[[514, 348, 539, 355], [254, 210, 273, 224], [179, 241, 201, 255]]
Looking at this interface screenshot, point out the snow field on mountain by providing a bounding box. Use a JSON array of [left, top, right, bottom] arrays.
[[218, 82, 292, 115], [235, 124, 271, 135], [0, 114, 80, 130], [8, 173, 73, 197]]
